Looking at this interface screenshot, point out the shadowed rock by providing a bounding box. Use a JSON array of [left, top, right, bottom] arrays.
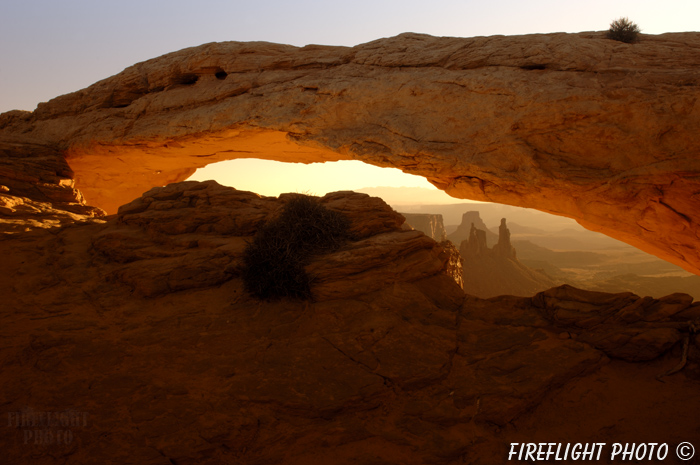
[[0, 181, 698, 463]]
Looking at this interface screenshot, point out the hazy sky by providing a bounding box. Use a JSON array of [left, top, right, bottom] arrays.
[[1, 0, 697, 197]]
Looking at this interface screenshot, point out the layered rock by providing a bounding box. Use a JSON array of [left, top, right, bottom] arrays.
[[401, 212, 447, 241], [532, 285, 696, 362], [98, 182, 455, 300], [461, 218, 561, 298], [0, 140, 105, 233], [438, 239, 464, 290], [0, 32, 699, 275], [0, 181, 698, 464]]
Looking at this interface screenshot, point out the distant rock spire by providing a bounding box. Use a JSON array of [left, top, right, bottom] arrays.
[[494, 218, 516, 258], [460, 222, 488, 258]]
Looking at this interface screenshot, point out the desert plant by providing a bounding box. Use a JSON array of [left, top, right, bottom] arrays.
[[241, 194, 351, 300], [606, 17, 641, 43]]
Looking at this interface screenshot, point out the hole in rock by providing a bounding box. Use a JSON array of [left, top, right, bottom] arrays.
[[187, 158, 699, 300], [215, 70, 228, 80], [171, 73, 199, 86]]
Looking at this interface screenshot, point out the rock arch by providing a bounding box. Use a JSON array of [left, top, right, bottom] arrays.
[[1, 31, 699, 274]]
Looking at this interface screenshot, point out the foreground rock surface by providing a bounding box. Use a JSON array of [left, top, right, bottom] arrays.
[[1, 181, 698, 464], [1, 31, 699, 275]]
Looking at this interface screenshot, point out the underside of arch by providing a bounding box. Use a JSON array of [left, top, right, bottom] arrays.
[[1, 31, 699, 274]]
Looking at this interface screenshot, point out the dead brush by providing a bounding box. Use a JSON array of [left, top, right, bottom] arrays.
[[241, 194, 351, 300]]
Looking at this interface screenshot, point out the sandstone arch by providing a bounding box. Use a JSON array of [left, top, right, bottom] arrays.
[[1, 31, 699, 274]]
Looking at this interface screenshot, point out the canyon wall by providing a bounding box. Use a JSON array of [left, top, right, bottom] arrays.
[[401, 213, 447, 241]]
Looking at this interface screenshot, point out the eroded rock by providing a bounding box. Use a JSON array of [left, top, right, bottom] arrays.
[[1, 181, 697, 464], [0, 140, 105, 233], [1, 32, 698, 274]]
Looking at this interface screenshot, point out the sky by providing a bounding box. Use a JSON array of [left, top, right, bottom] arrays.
[[1, 0, 698, 198]]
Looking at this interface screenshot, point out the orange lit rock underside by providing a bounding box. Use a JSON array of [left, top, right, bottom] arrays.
[[1, 31, 699, 274]]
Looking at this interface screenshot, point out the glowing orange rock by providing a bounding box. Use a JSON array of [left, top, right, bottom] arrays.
[[1, 31, 699, 274]]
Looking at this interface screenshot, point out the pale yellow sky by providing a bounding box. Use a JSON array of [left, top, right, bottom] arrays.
[[187, 158, 465, 202]]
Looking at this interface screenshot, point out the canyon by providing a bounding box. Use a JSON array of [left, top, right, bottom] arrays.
[[459, 217, 561, 298]]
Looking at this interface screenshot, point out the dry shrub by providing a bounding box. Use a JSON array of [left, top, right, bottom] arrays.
[[606, 17, 641, 43], [241, 195, 351, 300]]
